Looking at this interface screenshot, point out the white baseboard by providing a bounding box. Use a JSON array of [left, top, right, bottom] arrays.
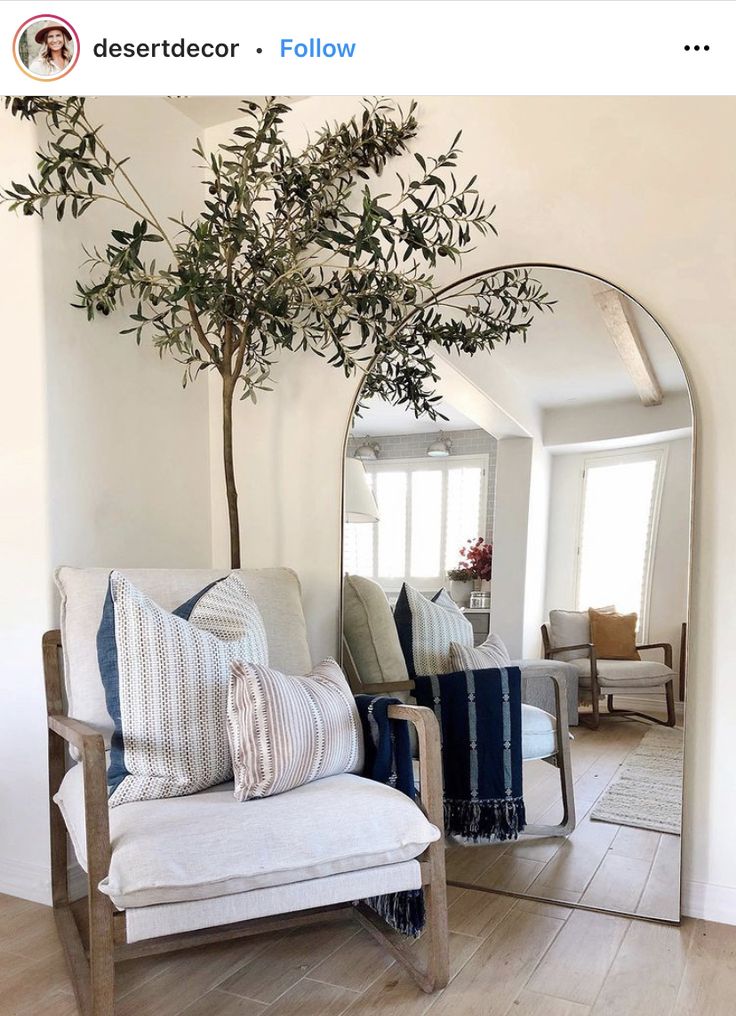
[[0, 856, 52, 906], [0, 856, 87, 906], [682, 880, 736, 925]]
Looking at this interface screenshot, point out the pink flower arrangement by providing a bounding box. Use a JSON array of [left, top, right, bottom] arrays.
[[458, 537, 493, 581]]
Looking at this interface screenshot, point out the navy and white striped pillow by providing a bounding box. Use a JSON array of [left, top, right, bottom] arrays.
[[97, 570, 268, 806], [394, 583, 474, 679]]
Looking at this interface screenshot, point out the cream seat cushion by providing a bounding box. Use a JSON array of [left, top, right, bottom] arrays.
[[522, 704, 557, 761], [54, 769, 440, 909], [571, 658, 673, 688]]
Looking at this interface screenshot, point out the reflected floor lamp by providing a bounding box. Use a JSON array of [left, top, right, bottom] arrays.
[[344, 457, 380, 524]]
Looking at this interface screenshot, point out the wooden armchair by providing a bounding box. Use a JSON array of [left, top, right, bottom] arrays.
[[541, 625, 676, 730], [45, 566, 450, 1016]]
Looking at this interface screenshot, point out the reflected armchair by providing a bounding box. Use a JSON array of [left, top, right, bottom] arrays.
[[542, 609, 676, 730], [342, 575, 576, 838]]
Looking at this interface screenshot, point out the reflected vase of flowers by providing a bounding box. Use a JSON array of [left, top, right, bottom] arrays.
[[446, 537, 492, 605]]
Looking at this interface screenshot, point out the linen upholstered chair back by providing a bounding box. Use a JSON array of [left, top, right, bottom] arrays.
[[55, 566, 313, 752]]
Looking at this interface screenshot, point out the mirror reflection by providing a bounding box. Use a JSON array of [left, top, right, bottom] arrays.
[[343, 266, 691, 922]]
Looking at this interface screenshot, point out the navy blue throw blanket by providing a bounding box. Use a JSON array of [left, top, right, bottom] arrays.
[[413, 667, 526, 842], [354, 695, 425, 938]]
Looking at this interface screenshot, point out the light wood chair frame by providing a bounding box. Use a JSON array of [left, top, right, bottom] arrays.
[[44, 630, 449, 1016], [342, 639, 576, 840], [541, 625, 676, 730]]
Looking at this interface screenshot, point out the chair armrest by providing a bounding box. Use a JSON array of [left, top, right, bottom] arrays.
[[516, 670, 570, 741], [636, 642, 673, 668], [49, 714, 106, 755], [387, 704, 444, 835], [545, 643, 594, 658], [48, 715, 112, 889]]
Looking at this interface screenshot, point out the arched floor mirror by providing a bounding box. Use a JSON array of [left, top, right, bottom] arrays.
[[342, 264, 693, 923]]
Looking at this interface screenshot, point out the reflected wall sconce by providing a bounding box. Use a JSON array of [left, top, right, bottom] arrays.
[[354, 438, 381, 461], [427, 433, 452, 458]]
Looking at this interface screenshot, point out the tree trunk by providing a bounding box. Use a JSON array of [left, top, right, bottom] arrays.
[[222, 374, 241, 568]]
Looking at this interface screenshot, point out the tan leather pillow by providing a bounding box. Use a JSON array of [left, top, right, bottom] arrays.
[[588, 608, 640, 660]]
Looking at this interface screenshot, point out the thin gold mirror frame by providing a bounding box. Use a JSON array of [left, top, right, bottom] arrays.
[[338, 262, 697, 925]]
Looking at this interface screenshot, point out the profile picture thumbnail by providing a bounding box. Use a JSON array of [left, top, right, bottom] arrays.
[[14, 15, 79, 80]]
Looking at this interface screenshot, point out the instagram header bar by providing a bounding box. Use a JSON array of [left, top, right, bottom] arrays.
[[1, 0, 735, 95]]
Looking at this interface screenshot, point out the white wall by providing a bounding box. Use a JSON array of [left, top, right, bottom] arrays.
[[545, 435, 692, 671], [205, 95, 736, 923], [0, 98, 213, 903], [0, 115, 53, 900], [42, 99, 213, 571], [490, 438, 533, 656], [433, 350, 552, 658], [545, 392, 692, 450], [649, 436, 692, 672]]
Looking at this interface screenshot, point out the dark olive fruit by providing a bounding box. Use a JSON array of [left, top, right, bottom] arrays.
[[95, 302, 105, 312], [208, 185, 217, 195], [101, 307, 110, 316], [23, 204, 34, 215]]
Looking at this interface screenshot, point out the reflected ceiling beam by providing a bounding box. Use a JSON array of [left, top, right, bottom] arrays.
[[592, 287, 663, 406]]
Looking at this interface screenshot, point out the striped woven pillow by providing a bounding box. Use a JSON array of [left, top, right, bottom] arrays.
[[227, 659, 364, 801], [450, 633, 512, 671], [98, 570, 268, 807]]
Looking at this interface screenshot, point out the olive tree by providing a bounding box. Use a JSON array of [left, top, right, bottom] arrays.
[[3, 96, 552, 566]]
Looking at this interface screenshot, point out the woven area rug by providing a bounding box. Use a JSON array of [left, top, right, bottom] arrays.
[[591, 725, 683, 835]]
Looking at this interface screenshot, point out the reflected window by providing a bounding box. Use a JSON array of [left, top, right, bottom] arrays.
[[576, 449, 666, 635], [345, 455, 487, 591]]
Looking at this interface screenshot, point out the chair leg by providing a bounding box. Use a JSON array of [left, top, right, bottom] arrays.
[[581, 691, 600, 730], [666, 679, 677, 727], [523, 673, 576, 837], [88, 887, 115, 1015], [55, 886, 115, 1016], [355, 841, 449, 993], [605, 682, 678, 728]]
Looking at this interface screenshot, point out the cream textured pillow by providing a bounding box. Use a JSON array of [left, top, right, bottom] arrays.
[[343, 574, 410, 686], [449, 633, 512, 671], [227, 659, 364, 801]]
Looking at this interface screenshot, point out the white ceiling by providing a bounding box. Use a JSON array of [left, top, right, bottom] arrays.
[[353, 267, 689, 438], [353, 399, 477, 437], [165, 96, 306, 128], [485, 267, 688, 409]]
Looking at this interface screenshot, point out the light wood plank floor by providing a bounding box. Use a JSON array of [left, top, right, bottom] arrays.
[[1, 888, 735, 1015], [447, 709, 682, 921]]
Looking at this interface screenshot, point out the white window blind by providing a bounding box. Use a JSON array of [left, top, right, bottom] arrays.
[[344, 454, 488, 591], [576, 449, 666, 635]]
